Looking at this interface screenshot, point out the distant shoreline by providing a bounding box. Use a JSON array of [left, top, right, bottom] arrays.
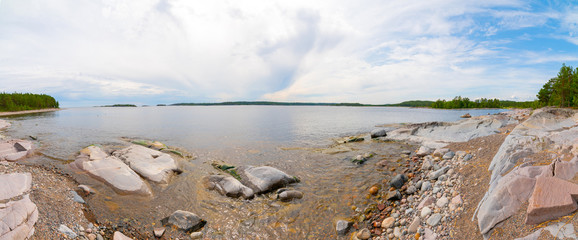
[[0, 108, 61, 116]]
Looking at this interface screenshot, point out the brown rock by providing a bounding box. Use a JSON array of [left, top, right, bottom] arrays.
[[357, 228, 371, 240], [381, 217, 395, 228], [526, 176, 578, 224], [377, 203, 386, 211], [369, 186, 379, 195]]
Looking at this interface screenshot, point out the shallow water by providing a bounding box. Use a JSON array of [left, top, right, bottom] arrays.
[[1, 106, 506, 238]]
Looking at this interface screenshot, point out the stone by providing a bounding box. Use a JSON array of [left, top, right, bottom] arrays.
[[78, 185, 94, 195], [408, 216, 420, 233], [421, 159, 433, 170], [424, 228, 438, 240], [369, 186, 379, 195], [0, 139, 33, 161], [0, 173, 37, 240], [277, 189, 304, 201], [335, 220, 353, 235], [72, 146, 151, 195], [97, 234, 104, 240], [237, 166, 298, 194], [432, 187, 441, 194], [113, 145, 179, 183], [433, 148, 449, 158], [436, 197, 449, 208], [87, 233, 97, 240], [202, 175, 254, 199], [442, 151, 455, 160], [70, 190, 85, 204], [462, 154, 472, 162], [526, 176, 578, 225], [428, 166, 450, 180], [163, 210, 206, 233], [421, 207, 432, 218], [406, 185, 417, 194], [153, 227, 165, 237], [382, 217, 395, 229], [113, 231, 133, 240], [451, 195, 463, 206], [390, 174, 408, 189], [0, 173, 32, 200], [426, 213, 442, 226], [58, 225, 78, 239], [190, 232, 203, 239], [386, 190, 401, 201], [370, 129, 387, 138], [416, 146, 432, 157], [438, 175, 448, 182], [356, 228, 371, 240], [421, 181, 432, 192], [393, 227, 401, 237]]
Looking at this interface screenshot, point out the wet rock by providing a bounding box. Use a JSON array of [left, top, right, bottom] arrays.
[[526, 176, 578, 225], [369, 186, 379, 195], [370, 129, 387, 138], [386, 190, 402, 201], [58, 225, 78, 239], [408, 216, 420, 233], [426, 213, 442, 226], [0, 139, 33, 161], [70, 190, 86, 204], [428, 166, 450, 180], [202, 175, 254, 199], [73, 146, 151, 195], [237, 166, 298, 194], [335, 220, 353, 235], [153, 227, 165, 238], [461, 113, 471, 118], [277, 189, 303, 201], [390, 174, 408, 189], [113, 231, 133, 240], [113, 145, 179, 184], [162, 210, 206, 233], [0, 120, 10, 130], [382, 217, 395, 229], [78, 185, 94, 195], [416, 146, 432, 157], [356, 228, 371, 240]]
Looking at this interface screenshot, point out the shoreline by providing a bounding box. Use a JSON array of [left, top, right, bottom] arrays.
[[0, 108, 61, 117]]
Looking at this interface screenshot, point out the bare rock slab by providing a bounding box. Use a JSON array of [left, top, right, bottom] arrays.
[[113, 145, 178, 184], [73, 146, 151, 196], [0, 140, 33, 161], [0, 194, 38, 239], [0, 173, 31, 201], [526, 176, 578, 225]]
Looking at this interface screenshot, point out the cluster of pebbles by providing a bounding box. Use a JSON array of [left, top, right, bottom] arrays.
[[341, 146, 473, 240]]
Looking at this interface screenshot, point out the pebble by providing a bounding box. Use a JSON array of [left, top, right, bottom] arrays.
[[436, 197, 449, 208], [406, 185, 417, 194], [405, 208, 413, 215], [382, 217, 395, 229], [421, 181, 432, 192], [153, 227, 166, 237], [426, 213, 442, 226], [87, 233, 97, 240], [190, 232, 203, 239], [369, 186, 379, 195], [58, 224, 78, 239], [421, 207, 432, 218], [70, 190, 86, 204], [393, 227, 401, 237], [408, 216, 420, 233], [357, 228, 371, 240]]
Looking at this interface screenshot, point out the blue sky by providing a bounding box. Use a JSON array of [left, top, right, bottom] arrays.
[[0, 0, 577, 107]]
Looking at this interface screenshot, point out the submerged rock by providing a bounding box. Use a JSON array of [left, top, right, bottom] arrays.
[[202, 175, 254, 199], [237, 166, 299, 194], [276, 189, 304, 202], [335, 220, 353, 235], [113, 145, 179, 184], [73, 146, 151, 196], [0, 120, 10, 130], [162, 210, 206, 233]]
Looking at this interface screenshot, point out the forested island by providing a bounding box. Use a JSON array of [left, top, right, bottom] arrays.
[[0, 93, 59, 112]]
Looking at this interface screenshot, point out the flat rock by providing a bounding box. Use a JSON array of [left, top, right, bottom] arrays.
[[202, 175, 254, 199], [526, 176, 578, 225], [418, 196, 435, 209], [237, 166, 298, 194], [0, 194, 38, 239], [408, 216, 420, 233], [426, 213, 442, 226], [113, 145, 178, 183], [0, 173, 32, 200], [0, 139, 33, 161], [73, 146, 151, 196], [436, 196, 449, 208], [163, 210, 206, 233]]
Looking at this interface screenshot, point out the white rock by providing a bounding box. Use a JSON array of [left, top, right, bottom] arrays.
[[421, 207, 432, 218], [113, 145, 179, 184]]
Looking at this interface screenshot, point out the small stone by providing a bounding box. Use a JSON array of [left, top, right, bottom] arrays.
[[87, 234, 97, 240], [357, 228, 371, 240], [336, 220, 353, 235], [58, 225, 78, 239], [451, 195, 463, 205], [394, 227, 401, 237], [406, 185, 417, 194], [438, 175, 448, 182], [113, 231, 133, 240], [369, 186, 379, 195], [463, 154, 472, 161], [436, 197, 449, 208], [96, 234, 104, 240], [390, 174, 408, 189], [190, 232, 203, 239], [421, 207, 432, 218], [421, 182, 432, 192], [382, 217, 395, 228], [153, 227, 166, 237], [442, 151, 454, 160], [70, 190, 86, 204], [377, 203, 386, 211], [408, 216, 420, 233], [432, 187, 441, 194], [405, 208, 414, 215], [386, 190, 402, 201], [426, 213, 442, 226]]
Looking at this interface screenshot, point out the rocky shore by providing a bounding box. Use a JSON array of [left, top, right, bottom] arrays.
[[2, 108, 578, 239]]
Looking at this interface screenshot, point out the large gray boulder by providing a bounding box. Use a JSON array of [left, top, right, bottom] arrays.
[[202, 175, 254, 199], [370, 129, 387, 138], [237, 166, 299, 194], [0, 139, 33, 161], [113, 145, 179, 184], [0, 173, 38, 239], [73, 146, 151, 196]]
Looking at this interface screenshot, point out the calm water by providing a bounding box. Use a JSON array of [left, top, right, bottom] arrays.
[[1, 106, 505, 238]]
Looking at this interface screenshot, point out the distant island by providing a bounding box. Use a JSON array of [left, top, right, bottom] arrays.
[[0, 92, 59, 112], [170, 101, 434, 107], [101, 104, 137, 107]]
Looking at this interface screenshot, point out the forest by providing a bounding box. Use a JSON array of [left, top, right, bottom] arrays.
[[0, 93, 59, 112], [536, 63, 578, 107]]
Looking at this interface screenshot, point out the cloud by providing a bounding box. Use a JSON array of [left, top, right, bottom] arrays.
[[0, 0, 576, 106]]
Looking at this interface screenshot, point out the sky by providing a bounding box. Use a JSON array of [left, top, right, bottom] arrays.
[[0, 0, 577, 107]]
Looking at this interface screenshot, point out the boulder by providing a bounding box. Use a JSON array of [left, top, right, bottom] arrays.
[[237, 166, 298, 194], [0, 173, 38, 240], [526, 176, 578, 225], [276, 189, 303, 202], [202, 175, 254, 199], [370, 129, 387, 138], [162, 210, 206, 233], [113, 145, 179, 183], [0, 139, 33, 161], [73, 146, 151, 196]]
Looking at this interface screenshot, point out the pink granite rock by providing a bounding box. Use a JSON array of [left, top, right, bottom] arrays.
[[113, 231, 133, 240], [0, 139, 33, 161], [0, 172, 37, 239], [526, 176, 578, 225]]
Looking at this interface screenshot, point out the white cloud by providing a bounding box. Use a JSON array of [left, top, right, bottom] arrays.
[[0, 0, 574, 106]]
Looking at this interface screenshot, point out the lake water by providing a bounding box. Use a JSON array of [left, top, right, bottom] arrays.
[[1, 106, 506, 238]]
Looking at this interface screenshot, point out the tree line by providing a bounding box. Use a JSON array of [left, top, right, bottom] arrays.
[[536, 63, 578, 107], [431, 96, 504, 109], [0, 92, 59, 112]]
